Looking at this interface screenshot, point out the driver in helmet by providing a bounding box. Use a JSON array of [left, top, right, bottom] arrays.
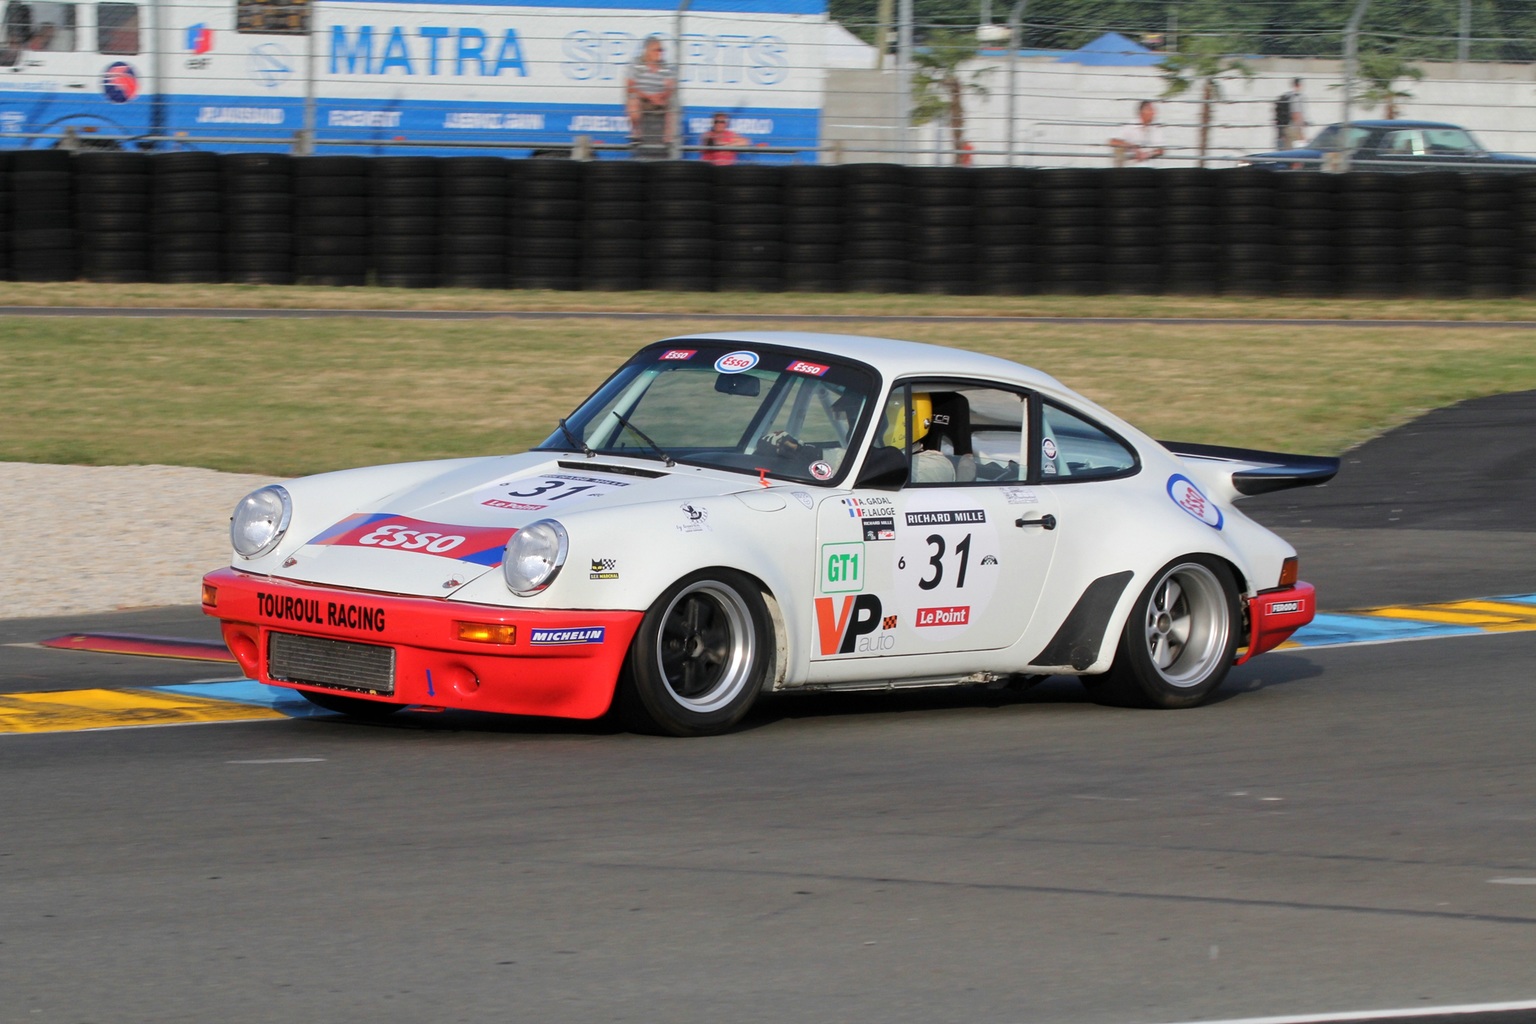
[[881, 391, 956, 483]]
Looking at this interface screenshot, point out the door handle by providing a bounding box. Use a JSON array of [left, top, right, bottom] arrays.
[[1015, 514, 1056, 530]]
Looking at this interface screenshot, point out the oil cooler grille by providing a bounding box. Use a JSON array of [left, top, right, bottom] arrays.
[[268, 632, 396, 696]]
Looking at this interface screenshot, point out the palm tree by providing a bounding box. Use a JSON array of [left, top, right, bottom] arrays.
[[1159, 35, 1252, 168], [911, 30, 991, 164], [1354, 52, 1424, 119]]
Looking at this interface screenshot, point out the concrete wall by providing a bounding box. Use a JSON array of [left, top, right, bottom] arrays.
[[822, 56, 1536, 167]]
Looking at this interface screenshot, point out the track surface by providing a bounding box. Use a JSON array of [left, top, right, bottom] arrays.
[[3, 393, 1535, 1024]]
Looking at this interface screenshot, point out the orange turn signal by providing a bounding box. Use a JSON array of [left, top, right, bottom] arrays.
[[201, 583, 218, 607], [1278, 557, 1299, 588], [455, 621, 517, 645]]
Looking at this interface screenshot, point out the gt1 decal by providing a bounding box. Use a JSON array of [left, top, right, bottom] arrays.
[[528, 627, 606, 646], [904, 510, 985, 526], [786, 359, 830, 376], [659, 349, 696, 361], [305, 514, 516, 566], [714, 350, 759, 374], [589, 558, 619, 581], [1167, 474, 1224, 530], [257, 592, 386, 632], [814, 594, 894, 655], [916, 606, 969, 627], [810, 460, 834, 481], [821, 542, 863, 594], [861, 516, 895, 542]]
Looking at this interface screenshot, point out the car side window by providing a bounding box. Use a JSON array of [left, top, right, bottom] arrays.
[[1038, 401, 1138, 482], [878, 383, 1028, 486]]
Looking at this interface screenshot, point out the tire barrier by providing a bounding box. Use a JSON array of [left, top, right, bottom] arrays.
[[4, 154, 1535, 298]]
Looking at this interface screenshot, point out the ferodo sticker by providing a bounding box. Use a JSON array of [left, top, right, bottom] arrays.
[[814, 594, 895, 655], [1168, 474, 1224, 530], [305, 513, 516, 566], [714, 350, 759, 374]]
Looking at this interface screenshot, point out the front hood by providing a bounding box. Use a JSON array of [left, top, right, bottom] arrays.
[[272, 453, 756, 597]]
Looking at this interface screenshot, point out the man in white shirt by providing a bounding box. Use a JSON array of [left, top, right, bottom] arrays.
[[1109, 100, 1165, 166]]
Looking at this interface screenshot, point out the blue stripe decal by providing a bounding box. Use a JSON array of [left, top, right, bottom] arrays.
[[1286, 614, 1483, 648]]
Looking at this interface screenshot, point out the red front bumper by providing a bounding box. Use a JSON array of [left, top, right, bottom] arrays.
[[1236, 581, 1316, 665], [201, 567, 643, 720]]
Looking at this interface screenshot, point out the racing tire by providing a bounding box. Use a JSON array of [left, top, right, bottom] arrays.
[[1087, 556, 1239, 709], [617, 569, 773, 737], [299, 689, 406, 720]]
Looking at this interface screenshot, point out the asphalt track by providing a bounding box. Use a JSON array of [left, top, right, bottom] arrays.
[[3, 393, 1535, 1024]]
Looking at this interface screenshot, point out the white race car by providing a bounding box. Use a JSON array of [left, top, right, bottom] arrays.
[[203, 332, 1336, 735]]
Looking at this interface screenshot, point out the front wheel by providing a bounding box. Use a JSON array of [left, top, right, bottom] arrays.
[[617, 569, 773, 736], [1086, 556, 1240, 709]]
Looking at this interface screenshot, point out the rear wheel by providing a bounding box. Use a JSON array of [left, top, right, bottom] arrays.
[[299, 689, 406, 720], [1087, 557, 1239, 709], [617, 570, 772, 736]]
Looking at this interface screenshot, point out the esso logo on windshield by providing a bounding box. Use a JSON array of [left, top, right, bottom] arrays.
[[714, 350, 759, 374], [358, 524, 468, 553], [1167, 474, 1224, 530]]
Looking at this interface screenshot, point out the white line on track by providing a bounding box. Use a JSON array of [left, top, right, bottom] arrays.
[[1147, 998, 1536, 1024]]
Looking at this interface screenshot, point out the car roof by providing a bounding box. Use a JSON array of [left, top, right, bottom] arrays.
[[662, 330, 1069, 391], [1331, 119, 1463, 130]]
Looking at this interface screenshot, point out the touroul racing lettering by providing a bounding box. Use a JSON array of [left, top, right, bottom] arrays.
[[258, 592, 386, 632], [529, 627, 605, 646], [814, 594, 893, 655], [306, 514, 516, 566]]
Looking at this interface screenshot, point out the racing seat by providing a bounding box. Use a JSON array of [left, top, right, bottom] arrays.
[[918, 392, 977, 483]]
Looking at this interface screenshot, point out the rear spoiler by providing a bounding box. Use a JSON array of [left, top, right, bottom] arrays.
[[1159, 441, 1340, 496]]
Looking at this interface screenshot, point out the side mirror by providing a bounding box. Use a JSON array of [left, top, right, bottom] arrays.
[[715, 374, 760, 397], [854, 446, 908, 490]]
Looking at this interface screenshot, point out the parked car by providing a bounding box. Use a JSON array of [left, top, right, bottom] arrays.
[[202, 332, 1336, 736], [1242, 120, 1536, 172]]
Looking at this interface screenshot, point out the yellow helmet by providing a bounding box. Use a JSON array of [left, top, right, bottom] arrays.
[[881, 392, 933, 448]]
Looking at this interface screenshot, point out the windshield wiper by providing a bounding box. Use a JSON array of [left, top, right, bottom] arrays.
[[558, 417, 596, 458], [609, 410, 675, 467]]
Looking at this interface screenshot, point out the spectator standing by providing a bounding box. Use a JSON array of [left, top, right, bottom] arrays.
[[1276, 78, 1306, 148], [1109, 100, 1165, 167], [700, 112, 748, 165], [625, 35, 676, 160]]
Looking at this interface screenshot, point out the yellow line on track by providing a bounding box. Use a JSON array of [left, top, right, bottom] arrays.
[[0, 688, 285, 734]]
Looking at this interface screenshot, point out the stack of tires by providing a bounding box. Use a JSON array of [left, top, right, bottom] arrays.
[[1276, 174, 1338, 298], [150, 152, 221, 284], [782, 164, 843, 292], [840, 164, 909, 293], [973, 167, 1034, 295], [1034, 168, 1104, 295], [1217, 169, 1279, 297], [581, 161, 646, 291], [1159, 168, 1220, 296], [75, 151, 150, 284], [1463, 175, 1517, 299], [292, 156, 371, 287], [645, 161, 714, 292], [0, 153, 9, 282], [1101, 167, 1162, 295], [438, 157, 509, 289], [11, 150, 77, 282], [713, 165, 785, 292], [909, 166, 977, 295], [509, 160, 582, 290], [1337, 172, 1403, 299], [370, 156, 438, 289], [1402, 173, 1465, 299], [1516, 176, 1536, 297], [221, 153, 294, 285]]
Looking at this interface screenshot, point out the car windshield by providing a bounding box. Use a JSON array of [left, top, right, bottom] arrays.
[[537, 342, 878, 486], [1308, 124, 1373, 150]]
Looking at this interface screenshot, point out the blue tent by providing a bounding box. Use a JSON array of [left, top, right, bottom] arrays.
[[1060, 31, 1165, 67]]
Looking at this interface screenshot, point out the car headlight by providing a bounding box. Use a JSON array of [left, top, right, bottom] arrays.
[[502, 519, 569, 596], [230, 485, 292, 559]]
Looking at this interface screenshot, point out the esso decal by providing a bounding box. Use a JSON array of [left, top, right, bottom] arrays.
[[659, 349, 696, 361], [714, 350, 759, 374], [1167, 474, 1224, 530], [359, 524, 466, 553], [787, 359, 830, 376]]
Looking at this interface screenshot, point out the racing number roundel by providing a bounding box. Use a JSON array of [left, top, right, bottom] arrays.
[[891, 495, 1001, 642]]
